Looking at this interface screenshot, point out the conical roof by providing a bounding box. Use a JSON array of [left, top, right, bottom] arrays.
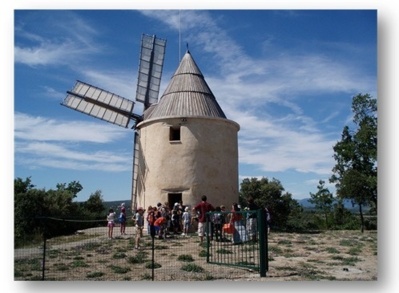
[[144, 51, 226, 120]]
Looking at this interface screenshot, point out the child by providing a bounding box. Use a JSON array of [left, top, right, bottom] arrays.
[[146, 206, 154, 236], [181, 207, 191, 236], [212, 206, 223, 241], [171, 210, 180, 234], [134, 207, 145, 249], [154, 216, 167, 240], [107, 208, 116, 239]]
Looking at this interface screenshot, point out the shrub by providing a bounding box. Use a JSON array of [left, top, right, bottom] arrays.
[[198, 250, 208, 257], [71, 260, 89, 268], [325, 247, 340, 254], [128, 251, 148, 264], [145, 261, 162, 269], [86, 271, 104, 278], [181, 263, 204, 273], [364, 216, 377, 230], [109, 265, 130, 274], [112, 252, 127, 259], [177, 254, 194, 262]]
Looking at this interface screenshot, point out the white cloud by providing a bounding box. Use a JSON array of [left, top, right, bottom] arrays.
[[11, 10, 377, 203], [15, 141, 131, 172], [15, 12, 100, 67], [14, 113, 133, 172], [139, 10, 367, 179], [16, 141, 128, 164], [14, 112, 129, 143]]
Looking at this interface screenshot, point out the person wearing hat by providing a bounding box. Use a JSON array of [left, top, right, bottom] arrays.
[[134, 207, 145, 249], [119, 202, 126, 213]]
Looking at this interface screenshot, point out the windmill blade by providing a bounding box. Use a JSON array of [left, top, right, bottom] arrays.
[[136, 34, 166, 109], [131, 131, 145, 211], [62, 80, 137, 128]]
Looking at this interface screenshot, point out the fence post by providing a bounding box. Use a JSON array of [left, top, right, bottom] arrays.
[[258, 209, 267, 277], [206, 213, 210, 263], [41, 218, 47, 280], [150, 224, 155, 281]]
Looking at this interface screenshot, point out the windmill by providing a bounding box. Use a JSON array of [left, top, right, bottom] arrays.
[[61, 34, 167, 210]]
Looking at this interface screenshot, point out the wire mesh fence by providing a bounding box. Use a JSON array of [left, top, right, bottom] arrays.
[[14, 211, 376, 281], [14, 216, 267, 281]]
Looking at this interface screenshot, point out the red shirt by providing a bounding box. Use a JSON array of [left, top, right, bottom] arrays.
[[230, 210, 242, 222], [194, 201, 215, 223], [154, 217, 167, 226]]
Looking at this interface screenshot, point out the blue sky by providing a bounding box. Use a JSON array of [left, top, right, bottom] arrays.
[[12, 9, 378, 202]]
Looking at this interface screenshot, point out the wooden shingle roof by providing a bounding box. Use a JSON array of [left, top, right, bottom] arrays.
[[144, 51, 226, 120]]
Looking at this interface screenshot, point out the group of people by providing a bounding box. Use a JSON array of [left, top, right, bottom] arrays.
[[192, 195, 271, 245], [145, 201, 192, 240], [106, 203, 145, 249], [106, 203, 127, 239], [106, 195, 271, 248]]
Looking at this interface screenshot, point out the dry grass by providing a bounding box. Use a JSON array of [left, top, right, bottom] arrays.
[[14, 227, 377, 281]]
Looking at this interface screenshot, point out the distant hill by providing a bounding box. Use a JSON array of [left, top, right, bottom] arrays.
[[103, 200, 133, 216], [298, 198, 367, 212]]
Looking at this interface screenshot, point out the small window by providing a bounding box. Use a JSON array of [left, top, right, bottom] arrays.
[[169, 126, 181, 141]]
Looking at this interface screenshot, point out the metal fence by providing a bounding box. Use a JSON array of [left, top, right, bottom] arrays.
[[205, 210, 268, 277], [14, 214, 268, 281]]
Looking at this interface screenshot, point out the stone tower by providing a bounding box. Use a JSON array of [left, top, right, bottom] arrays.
[[134, 51, 240, 210]]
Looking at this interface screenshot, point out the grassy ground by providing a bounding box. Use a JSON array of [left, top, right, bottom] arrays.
[[14, 227, 377, 281]]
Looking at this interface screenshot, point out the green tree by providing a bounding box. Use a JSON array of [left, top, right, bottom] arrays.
[[56, 180, 83, 198], [15, 177, 109, 245], [14, 177, 35, 195], [14, 188, 48, 244], [330, 93, 377, 232], [83, 190, 106, 217], [309, 180, 334, 229], [239, 177, 300, 231], [14, 177, 87, 245], [44, 188, 78, 217]]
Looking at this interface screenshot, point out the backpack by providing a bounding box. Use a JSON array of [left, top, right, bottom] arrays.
[[118, 213, 126, 223]]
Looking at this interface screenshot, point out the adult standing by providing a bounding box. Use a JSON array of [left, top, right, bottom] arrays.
[[193, 195, 215, 244], [246, 197, 260, 241], [119, 203, 127, 235], [230, 203, 248, 244]]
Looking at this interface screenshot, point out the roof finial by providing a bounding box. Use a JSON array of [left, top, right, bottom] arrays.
[[186, 42, 189, 53]]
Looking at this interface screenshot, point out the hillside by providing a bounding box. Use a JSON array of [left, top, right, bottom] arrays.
[[298, 198, 369, 212]]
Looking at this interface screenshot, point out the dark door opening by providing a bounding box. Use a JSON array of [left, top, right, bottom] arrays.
[[168, 193, 182, 209]]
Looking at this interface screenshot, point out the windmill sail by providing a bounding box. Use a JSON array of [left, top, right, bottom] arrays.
[[62, 80, 136, 128], [136, 34, 166, 109], [131, 131, 145, 211], [61, 33, 167, 213]]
